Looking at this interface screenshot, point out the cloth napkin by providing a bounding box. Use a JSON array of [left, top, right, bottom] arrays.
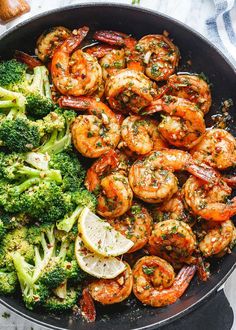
[[206, 0, 236, 67]]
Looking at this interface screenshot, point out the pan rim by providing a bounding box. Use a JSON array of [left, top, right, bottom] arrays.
[[0, 2, 235, 330]]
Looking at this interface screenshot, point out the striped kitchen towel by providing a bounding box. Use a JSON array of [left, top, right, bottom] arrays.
[[206, 0, 236, 67]]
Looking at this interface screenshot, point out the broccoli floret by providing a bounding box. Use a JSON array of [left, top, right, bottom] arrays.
[[0, 227, 34, 270], [0, 60, 54, 119], [57, 189, 96, 232], [0, 210, 29, 239], [44, 286, 78, 313], [0, 60, 27, 90], [0, 87, 41, 153], [23, 181, 71, 223], [0, 267, 18, 294], [49, 151, 85, 192], [36, 109, 76, 155], [12, 225, 55, 310], [0, 118, 41, 152]]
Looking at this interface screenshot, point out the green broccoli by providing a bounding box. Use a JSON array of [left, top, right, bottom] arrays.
[[44, 286, 78, 313], [11, 225, 55, 310], [0, 267, 18, 294], [0, 86, 41, 153], [0, 60, 54, 118], [57, 189, 96, 232], [49, 151, 85, 192], [0, 227, 34, 270], [0, 210, 29, 239], [0, 60, 27, 91]]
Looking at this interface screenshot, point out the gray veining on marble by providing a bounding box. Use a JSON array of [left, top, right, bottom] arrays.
[[0, 1, 235, 329]]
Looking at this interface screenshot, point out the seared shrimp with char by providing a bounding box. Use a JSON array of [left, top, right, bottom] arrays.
[[89, 263, 133, 304], [132, 256, 196, 307], [146, 96, 206, 149], [51, 26, 103, 96], [85, 150, 133, 217], [135, 34, 180, 81], [183, 176, 236, 221], [164, 74, 211, 114], [148, 220, 197, 265], [191, 129, 236, 170], [121, 115, 167, 155], [199, 220, 235, 257], [128, 149, 219, 204], [59, 96, 121, 158], [108, 202, 152, 253]]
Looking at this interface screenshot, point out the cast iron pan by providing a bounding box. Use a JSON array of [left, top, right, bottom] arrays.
[[0, 3, 236, 330]]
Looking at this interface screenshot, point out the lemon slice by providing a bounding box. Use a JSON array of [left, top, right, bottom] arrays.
[[78, 207, 134, 257], [75, 236, 126, 279]]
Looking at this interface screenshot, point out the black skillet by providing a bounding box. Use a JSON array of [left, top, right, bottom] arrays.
[[0, 3, 236, 330]]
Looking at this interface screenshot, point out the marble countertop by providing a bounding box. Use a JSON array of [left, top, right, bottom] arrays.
[[0, 0, 235, 329]]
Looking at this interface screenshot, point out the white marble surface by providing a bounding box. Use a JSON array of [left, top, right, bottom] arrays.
[[0, 0, 235, 329]]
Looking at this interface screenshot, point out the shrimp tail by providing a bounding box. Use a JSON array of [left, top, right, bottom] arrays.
[[79, 288, 96, 322], [14, 50, 42, 69], [59, 95, 90, 110], [61, 26, 89, 54], [93, 30, 126, 46], [187, 163, 220, 184], [175, 265, 196, 288], [223, 176, 236, 187]]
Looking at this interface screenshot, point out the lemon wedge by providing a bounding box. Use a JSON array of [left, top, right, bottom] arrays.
[[78, 207, 134, 257], [75, 236, 126, 279]]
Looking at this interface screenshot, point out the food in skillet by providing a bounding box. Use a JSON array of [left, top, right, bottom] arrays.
[[0, 25, 235, 320]]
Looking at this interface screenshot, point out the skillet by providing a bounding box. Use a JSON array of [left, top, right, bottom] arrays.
[[0, 3, 236, 330]]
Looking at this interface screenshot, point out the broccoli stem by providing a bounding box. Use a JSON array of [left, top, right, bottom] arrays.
[[39, 129, 71, 155], [57, 205, 83, 233], [30, 67, 52, 99], [10, 177, 41, 195], [17, 166, 62, 183], [0, 86, 26, 112]]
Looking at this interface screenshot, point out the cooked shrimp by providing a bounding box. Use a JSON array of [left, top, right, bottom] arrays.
[[93, 30, 144, 72], [165, 74, 212, 114], [135, 34, 180, 81], [59, 96, 121, 158], [36, 26, 71, 62], [51, 26, 103, 96], [191, 129, 236, 170], [85, 150, 133, 217], [147, 96, 205, 149], [128, 149, 219, 204], [199, 220, 234, 257], [108, 202, 152, 253], [121, 115, 167, 155], [151, 192, 194, 226], [183, 176, 236, 221], [132, 256, 196, 307], [105, 69, 155, 114], [89, 263, 133, 304], [86, 45, 126, 80], [148, 220, 196, 264]]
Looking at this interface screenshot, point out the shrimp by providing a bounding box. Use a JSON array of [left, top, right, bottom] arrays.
[[88, 263, 133, 305], [135, 34, 180, 81], [146, 96, 205, 149], [51, 26, 103, 96], [85, 45, 126, 80], [108, 202, 152, 253], [85, 150, 133, 217], [150, 192, 195, 226], [132, 256, 196, 307], [59, 96, 121, 158], [199, 220, 234, 257], [36, 26, 71, 62], [164, 74, 212, 114], [93, 30, 144, 72], [183, 176, 236, 221], [128, 149, 219, 204], [120, 115, 168, 155], [191, 129, 236, 170], [105, 69, 156, 114], [148, 220, 197, 264]]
